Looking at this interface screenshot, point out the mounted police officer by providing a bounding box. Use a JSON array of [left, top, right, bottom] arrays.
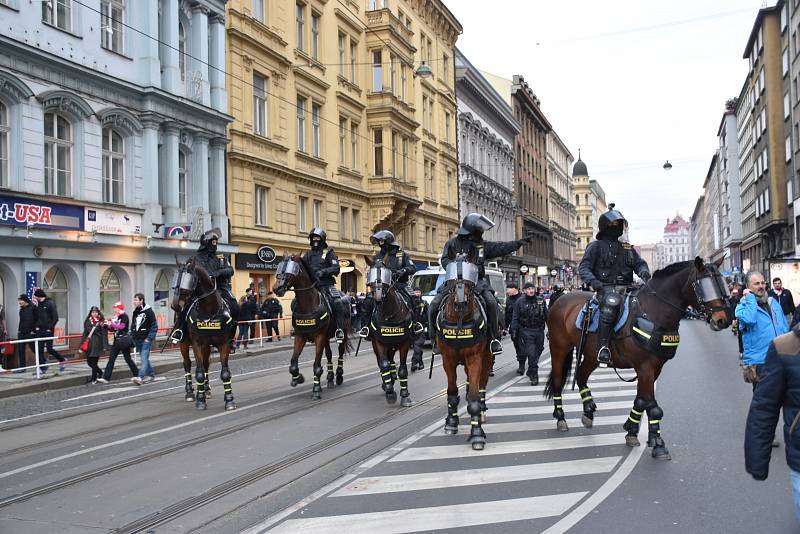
[[429, 213, 530, 356], [410, 287, 429, 371], [359, 230, 420, 338], [510, 282, 547, 385], [302, 228, 348, 343], [171, 228, 239, 344], [578, 205, 651, 366]]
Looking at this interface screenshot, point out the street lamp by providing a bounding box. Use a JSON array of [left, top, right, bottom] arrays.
[[663, 160, 673, 170], [415, 62, 433, 79]]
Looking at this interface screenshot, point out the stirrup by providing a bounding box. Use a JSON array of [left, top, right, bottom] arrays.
[[432, 341, 441, 355], [170, 329, 183, 344], [358, 326, 370, 338], [412, 322, 424, 335], [597, 346, 611, 367], [490, 339, 503, 355], [334, 328, 345, 343]]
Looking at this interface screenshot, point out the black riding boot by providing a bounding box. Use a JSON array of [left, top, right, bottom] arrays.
[[429, 292, 445, 355], [334, 300, 346, 343], [483, 293, 502, 355], [359, 296, 373, 339], [596, 320, 613, 366]]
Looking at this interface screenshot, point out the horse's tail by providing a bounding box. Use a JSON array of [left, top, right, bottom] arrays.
[[544, 348, 574, 400]]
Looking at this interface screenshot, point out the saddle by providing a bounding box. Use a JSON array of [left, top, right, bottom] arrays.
[[292, 301, 331, 334], [187, 297, 234, 335], [574, 296, 630, 333], [435, 293, 488, 348]]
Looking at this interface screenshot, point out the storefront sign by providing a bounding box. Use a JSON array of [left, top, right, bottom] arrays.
[[537, 266, 549, 276], [519, 265, 529, 274], [257, 245, 277, 263], [236, 245, 282, 271], [0, 194, 84, 230], [85, 208, 142, 236], [339, 258, 356, 273], [164, 225, 191, 239]]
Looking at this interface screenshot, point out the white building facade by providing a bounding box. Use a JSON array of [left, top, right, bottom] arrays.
[[0, 0, 231, 339], [661, 215, 691, 267], [546, 131, 576, 284]]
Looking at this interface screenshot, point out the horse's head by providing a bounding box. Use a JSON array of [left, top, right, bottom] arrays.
[[688, 256, 733, 331], [366, 257, 393, 303], [273, 252, 303, 297], [171, 259, 198, 311], [445, 255, 479, 315]]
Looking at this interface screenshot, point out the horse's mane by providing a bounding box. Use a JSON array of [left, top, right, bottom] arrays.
[[293, 253, 313, 278], [652, 260, 693, 279]]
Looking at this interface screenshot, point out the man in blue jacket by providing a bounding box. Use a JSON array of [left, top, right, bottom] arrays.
[[736, 271, 790, 389]]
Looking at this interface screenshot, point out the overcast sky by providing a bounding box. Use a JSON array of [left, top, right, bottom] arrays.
[[444, 0, 765, 245]]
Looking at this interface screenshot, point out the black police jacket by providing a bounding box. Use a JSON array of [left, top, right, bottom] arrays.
[[18, 304, 37, 335], [372, 245, 416, 284], [411, 296, 429, 326], [302, 247, 340, 287], [240, 297, 258, 321], [35, 298, 59, 332], [511, 295, 547, 333], [261, 298, 283, 318], [195, 250, 234, 291], [440, 236, 522, 281], [745, 329, 800, 479], [505, 293, 521, 327], [578, 236, 649, 288]]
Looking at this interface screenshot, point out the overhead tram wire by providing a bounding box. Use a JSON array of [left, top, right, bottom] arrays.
[[67, 0, 437, 171]]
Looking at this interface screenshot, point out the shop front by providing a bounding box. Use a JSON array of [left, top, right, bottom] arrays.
[[235, 245, 282, 303]]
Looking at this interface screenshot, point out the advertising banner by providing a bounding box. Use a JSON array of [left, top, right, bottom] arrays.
[[85, 208, 142, 236], [0, 194, 84, 230]]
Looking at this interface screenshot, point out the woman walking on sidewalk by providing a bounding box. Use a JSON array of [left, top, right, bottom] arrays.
[[103, 302, 138, 381], [79, 306, 108, 384]]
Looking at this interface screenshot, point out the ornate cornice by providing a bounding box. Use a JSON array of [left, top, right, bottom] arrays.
[[97, 107, 144, 135], [0, 69, 34, 102], [37, 89, 94, 119]]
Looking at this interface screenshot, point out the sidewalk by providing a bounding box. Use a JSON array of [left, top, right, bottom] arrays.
[[0, 337, 296, 400]]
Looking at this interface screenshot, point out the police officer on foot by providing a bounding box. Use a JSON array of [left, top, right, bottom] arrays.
[[511, 282, 547, 385], [504, 282, 523, 374], [410, 288, 429, 372], [578, 205, 650, 367]]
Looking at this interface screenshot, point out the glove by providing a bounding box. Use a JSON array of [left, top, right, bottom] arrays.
[[590, 280, 603, 292], [640, 271, 652, 283]]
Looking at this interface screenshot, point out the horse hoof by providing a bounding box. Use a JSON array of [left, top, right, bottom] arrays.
[[291, 380, 299, 387], [444, 426, 458, 435], [312, 393, 321, 400], [336, 375, 343, 386], [195, 402, 207, 411], [556, 420, 569, 432], [652, 447, 671, 460], [626, 435, 641, 447], [225, 401, 237, 411], [327, 380, 334, 389], [480, 412, 487, 424], [185, 393, 195, 402], [471, 441, 485, 451], [401, 396, 412, 407], [581, 414, 594, 428], [386, 391, 398, 404]]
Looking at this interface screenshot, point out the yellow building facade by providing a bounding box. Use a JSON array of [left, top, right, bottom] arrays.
[[225, 0, 462, 301]]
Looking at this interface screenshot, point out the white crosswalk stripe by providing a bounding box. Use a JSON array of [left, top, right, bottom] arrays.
[[259, 365, 644, 534]]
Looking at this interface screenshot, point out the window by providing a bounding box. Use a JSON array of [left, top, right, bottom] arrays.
[[253, 73, 267, 136], [311, 103, 321, 157], [787, 136, 793, 162], [402, 137, 408, 179], [339, 117, 347, 165], [255, 185, 268, 226], [444, 112, 450, 143], [761, 108, 767, 134], [43, 266, 68, 335], [311, 13, 320, 60], [296, 96, 306, 152], [43, 112, 72, 197], [351, 208, 360, 241], [786, 93, 791, 119], [350, 123, 358, 170], [102, 128, 124, 204], [431, 227, 437, 251], [43, 0, 71, 31], [100, 268, 121, 317], [759, 68, 765, 94], [427, 38, 433, 66], [313, 199, 322, 227], [0, 101, 7, 188], [298, 196, 308, 231], [253, 0, 265, 23], [339, 206, 348, 239], [422, 96, 429, 130], [784, 48, 791, 77], [368, 0, 385, 9], [296, 3, 305, 51], [372, 50, 383, 92], [400, 63, 407, 100], [390, 54, 397, 93], [338, 33, 346, 77], [350, 41, 357, 83], [392, 131, 399, 178], [178, 149, 188, 212], [153, 270, 171, 312], [446, 169, 453, 205], [442, 53, 449, 79], [373, 128, 383, 175], [101, 0, 124, 53], [179, 22, 188, 82]]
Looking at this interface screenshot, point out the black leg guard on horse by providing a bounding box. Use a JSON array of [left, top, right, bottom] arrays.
[[553, 395, 568, 431], [623, 397, 647, 447], [326, 359, 335, 386], [290, 358, 305, 387], [184, 372, 195, 402], [379, 358, 396, 404], [336, 353, 344, 385], [580, 387, 597, 428], [445, 394, 460, 434], [646, 403, 671, 459], [467, 399, 486, 449], [195, 367, 207, 410], [312, 363, 323, 399], [221, 367, 236, 410], [398, 364, 411, 407]]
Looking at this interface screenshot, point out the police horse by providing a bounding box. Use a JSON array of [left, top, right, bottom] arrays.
[[545, 257, 733, 459], [171, 258, 237, 410], [364, 256, 415, 406], [272, 253, 352, 400], [435, 255, 493, 451]]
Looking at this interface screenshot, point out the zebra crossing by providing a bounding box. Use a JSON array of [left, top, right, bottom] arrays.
[[250, 364, 645, 534]]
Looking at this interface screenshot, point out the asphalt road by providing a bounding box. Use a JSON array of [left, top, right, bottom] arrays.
[[0, 323, 796, 533]]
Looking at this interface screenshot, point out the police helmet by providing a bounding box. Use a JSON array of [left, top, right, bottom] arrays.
[[370, 230, 396, 246], [200, 228, 222, 246], [596, 204, 627, 239], [457, 213, 495, 237], [308, 228, 327, 242]]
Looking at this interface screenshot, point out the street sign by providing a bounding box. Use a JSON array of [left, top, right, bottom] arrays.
[[519, 265, 529, 274], [550, 269, 558, 277]]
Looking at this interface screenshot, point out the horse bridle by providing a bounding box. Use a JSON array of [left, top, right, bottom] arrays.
[[643, 264, 731, 320], [275, 258, 318, 292]]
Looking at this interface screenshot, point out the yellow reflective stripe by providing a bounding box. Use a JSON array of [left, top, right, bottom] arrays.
[[632, 408, 644, 415], [580, 388, 591, 394], [470, 420, 479, 426], [320, 312, 328, 319], [632, 326, 651, 339], [649, 419, 661, 424], [661, 342, 679, 347], [222, 380, 231, 385], [628, 415, 641, 424], [553, 396, 562, 400], [582, 396, 593, 401]]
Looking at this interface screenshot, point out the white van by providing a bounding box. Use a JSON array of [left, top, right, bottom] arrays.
[[410, 262, 507, 306]]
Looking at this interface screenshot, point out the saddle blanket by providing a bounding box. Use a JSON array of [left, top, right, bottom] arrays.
[[574, 296, 630, 333]]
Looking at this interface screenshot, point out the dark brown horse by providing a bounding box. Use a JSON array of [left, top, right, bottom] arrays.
[[272, 253, 351, 400], [364, 256, 414, 406], [172, 259, 236, 410], [544, 257, 732, 459], [435, 256, 492, 450]]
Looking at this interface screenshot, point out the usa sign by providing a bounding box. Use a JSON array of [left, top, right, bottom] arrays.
[[0, 194, 84, 231]]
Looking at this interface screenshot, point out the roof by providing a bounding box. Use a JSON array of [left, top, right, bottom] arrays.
[[743, 1, 782, 59], [573, 158, 588, 177], [664, 214, 690, 233]]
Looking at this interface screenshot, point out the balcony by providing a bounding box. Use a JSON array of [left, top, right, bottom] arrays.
[[368, 175, 420, 230], [365, 8, 414, 49]]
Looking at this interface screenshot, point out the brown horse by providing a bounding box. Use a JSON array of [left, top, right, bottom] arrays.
[[364, 256, 414, 406], [272, 253, 351, 400], [172, 258, 236, 410], [435, 256, 492, 450], [544, 257, 733, 459]]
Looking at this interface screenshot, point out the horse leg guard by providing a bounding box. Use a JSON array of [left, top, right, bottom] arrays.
[[580, 388, 597, 428], [390, 361, 398, 384], [204, 371, 212, 398], [312, 363, 323, 400], [326, 360, 335, 389], [646, 403, 671, 460], [623, 397, 647, 447], [290, 359, 305, 387], [553, 396, 568, 431], [336, 355, 344, 385], [221, 367, 236, 411], [195, 367, 207, 410], [479, 388, 488, 423], [444, 394, 460, 434], [379, 359, 394, 393], [467, 399, 486, 450], [184, 372, 195, 402], [398, 364, 411, 407]]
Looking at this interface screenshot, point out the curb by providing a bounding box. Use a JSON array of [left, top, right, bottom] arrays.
[[0, 341, 294, 400]]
